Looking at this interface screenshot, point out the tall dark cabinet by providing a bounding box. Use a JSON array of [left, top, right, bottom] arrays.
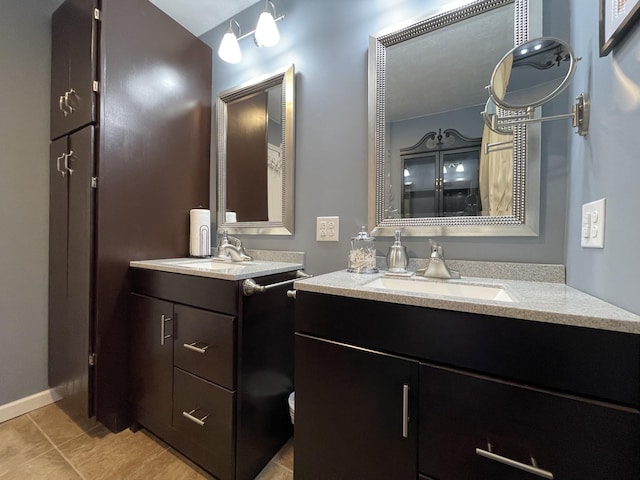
[[48, 0, 212, 432]]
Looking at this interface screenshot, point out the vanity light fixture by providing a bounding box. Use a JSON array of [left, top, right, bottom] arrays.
[[255, 1, 281, 47], [218, 20, 242, 64], [217, 1, 284, 64]]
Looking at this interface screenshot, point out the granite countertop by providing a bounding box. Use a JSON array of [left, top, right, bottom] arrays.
[[293, 269, 640, 334], [130, 250, 304, 281]]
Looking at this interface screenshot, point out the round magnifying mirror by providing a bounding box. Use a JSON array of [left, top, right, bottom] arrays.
[[487, 36, 577, 110]]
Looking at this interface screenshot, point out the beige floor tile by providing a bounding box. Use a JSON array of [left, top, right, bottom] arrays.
[[254, 461, 294, 480], [271, 437, 293, 471], [58, 424, 167, 480], [126, 448, 214, 480], [0, 449, 82, 480], [0, 415, 54, 475], [28, 402, 97, 447]]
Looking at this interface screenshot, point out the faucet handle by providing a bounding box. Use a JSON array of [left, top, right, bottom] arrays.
[[217, 230, 229, 246]]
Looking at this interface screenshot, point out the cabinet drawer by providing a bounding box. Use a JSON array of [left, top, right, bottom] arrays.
[[173, 368, 235, 479], [174, 304, 235, 389], [419, 363, 640, 480]]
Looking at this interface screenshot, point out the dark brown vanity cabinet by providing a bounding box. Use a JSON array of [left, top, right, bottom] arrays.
[[130, 268, 296, 480], [294, 291, 640, 480]]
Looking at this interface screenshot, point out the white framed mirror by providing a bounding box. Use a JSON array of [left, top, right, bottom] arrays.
[[368, 0, 542, 237], [217, 64, 295, 235]]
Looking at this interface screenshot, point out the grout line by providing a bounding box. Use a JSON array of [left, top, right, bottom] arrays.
[[26, 414, 88, 480]]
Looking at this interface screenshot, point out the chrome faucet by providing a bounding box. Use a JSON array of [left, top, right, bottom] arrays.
[[215, 231, 253, 262], [420, 240, 460, 279]]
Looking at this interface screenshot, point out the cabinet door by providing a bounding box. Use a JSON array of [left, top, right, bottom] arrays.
[[50, 0, 98, 139], [48, 136, 69, 392], [48, 127, 95, 419], [295, 334, 419, 480], [130, 294, 174, 434], [419, 363, 640, 480]]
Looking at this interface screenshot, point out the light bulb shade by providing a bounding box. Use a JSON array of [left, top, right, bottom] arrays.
[[218, 32, 242, 63], [255, 11, 280, 47]]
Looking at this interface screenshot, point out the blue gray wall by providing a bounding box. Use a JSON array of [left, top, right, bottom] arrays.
[[200, 0, 570, 276], [566, 2, 640, 315], [0, 0, 60, 405]]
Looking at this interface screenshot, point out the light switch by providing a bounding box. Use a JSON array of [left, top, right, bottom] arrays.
[[581, 198, 606, 249]]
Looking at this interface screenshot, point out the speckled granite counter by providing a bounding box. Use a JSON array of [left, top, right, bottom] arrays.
[[294, 270, 640, 334], [130, 250, 304, 281]]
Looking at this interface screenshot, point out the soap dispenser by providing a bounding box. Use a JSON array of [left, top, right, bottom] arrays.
[[347, 226, 378, 274], [386, 230, 409, 273]]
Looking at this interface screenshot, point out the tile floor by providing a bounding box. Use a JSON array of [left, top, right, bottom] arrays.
[[0, 403, 293, 479]]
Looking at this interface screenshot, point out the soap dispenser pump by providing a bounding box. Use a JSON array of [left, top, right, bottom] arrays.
[[386, 230, 409, 273]]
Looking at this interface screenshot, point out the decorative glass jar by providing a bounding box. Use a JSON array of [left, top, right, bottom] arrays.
[[347, 226, 378, 274]]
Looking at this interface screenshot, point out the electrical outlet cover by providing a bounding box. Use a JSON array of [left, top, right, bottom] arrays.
[[316, 216, 339, 241], [581, 198, 605, 248]]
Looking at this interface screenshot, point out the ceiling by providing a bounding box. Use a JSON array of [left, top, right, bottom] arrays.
[[149, 0, 258, 37]]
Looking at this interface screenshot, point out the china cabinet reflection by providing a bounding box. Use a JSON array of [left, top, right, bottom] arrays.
[[401, 128, 482, 218]]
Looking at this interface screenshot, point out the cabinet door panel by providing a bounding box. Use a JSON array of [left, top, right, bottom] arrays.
[[130, 294, 174, 433], [50, 0, 97, 139], [48, 137, 69, 392], [295, 334, 418, 480], [66, 126, 95, 416], [48, 127, 95, 419], [419, 363, 640, 480], [174, 305, 235, 390]]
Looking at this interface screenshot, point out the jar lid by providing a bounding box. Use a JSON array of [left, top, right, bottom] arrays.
[[353, 226, 373, 241]]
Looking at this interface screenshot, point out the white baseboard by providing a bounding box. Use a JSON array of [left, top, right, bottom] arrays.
[[0, 389, 62, 423]]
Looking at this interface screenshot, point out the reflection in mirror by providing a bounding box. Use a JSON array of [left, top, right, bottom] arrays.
[[489, 37, 576, 109], [217, 64, 295, 235], [369, 0, 542, 236]]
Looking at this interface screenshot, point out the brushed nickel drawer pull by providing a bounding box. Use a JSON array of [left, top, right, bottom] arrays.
[[56, 153, 67, 176], [402, 383, 409, 438], [182, 408, 208, 426], [183, 342, 209, 354], [160, 314, 172, 345], [476, 445, 554, 479]]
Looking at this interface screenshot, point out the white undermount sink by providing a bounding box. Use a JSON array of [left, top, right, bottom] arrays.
[[167, 259, 259, 271], [364, 276, 514, 302]]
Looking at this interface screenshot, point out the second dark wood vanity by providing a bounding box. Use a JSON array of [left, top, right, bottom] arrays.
[[129, 264, 298, 479], [294, 289, 640, 480]]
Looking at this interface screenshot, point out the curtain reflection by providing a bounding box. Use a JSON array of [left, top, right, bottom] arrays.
[[479, 55, 514, 216]]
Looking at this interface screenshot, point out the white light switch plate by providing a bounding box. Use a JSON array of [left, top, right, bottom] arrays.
[[581, 198, 606, 248], [316, 216, 339, 241]]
